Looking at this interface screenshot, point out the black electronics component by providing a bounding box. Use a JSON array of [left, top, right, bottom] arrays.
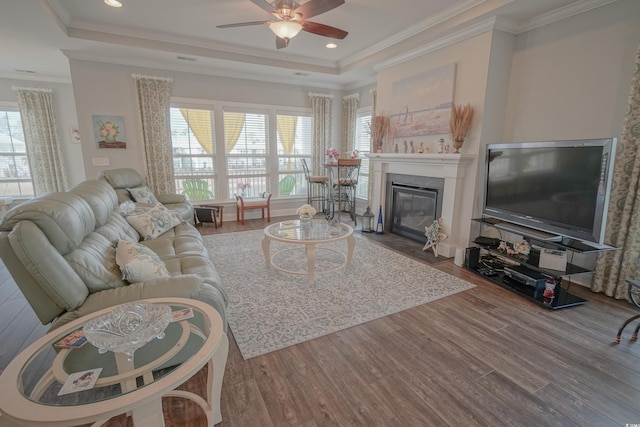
[[473, 236, 501, 248], [465, 247, 480, 270], [503, 265, 548, 289]]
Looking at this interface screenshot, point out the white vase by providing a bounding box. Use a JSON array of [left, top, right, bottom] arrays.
[[328, 156, 337, 164]]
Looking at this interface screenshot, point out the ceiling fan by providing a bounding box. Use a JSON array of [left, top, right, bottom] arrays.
[[217, 0, 348, 49]]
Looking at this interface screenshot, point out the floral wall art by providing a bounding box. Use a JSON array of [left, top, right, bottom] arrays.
[[92, 115, 126, 149], [388, 63, 456, 153]]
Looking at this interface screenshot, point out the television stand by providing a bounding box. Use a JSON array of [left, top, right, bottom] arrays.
[[469, 218, 619, 310], [493, 222, 563, 242]]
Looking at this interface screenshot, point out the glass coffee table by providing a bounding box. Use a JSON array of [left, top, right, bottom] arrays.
[[262, 219, 355, 286], [0, 297, 228, 427]]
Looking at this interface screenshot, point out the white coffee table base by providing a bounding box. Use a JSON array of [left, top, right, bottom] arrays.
[[262, 221, 355, 286]]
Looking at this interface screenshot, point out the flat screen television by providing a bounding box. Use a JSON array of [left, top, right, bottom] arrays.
[[483, 138, 617, 245]]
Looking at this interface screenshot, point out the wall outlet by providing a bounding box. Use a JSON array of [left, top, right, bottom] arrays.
[[91, 157, 110, 166]]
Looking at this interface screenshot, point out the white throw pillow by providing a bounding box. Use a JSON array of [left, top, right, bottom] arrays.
[[126, 186, 159, 205], [126, 203, 182, 240], [115, 239, 170, 282]]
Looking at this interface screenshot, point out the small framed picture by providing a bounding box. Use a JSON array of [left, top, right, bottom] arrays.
[[171, 308, 194, 322], [58, 368, 102, 396], [92, 115, 126, 149], [69, 127, 81, 144]]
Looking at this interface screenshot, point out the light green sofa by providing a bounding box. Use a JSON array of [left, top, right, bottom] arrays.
[[97, 168, 195, 225], [0, 179, 228, 332]]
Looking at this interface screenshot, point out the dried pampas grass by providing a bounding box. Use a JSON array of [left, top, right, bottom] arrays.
[[368, 115, 390, 143], [449, 103, 474, 141]]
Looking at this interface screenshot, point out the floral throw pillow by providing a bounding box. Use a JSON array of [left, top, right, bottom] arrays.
[[126, 186, 159, 205], [115, 239, 170, 283], [125, 203, 182, 240]]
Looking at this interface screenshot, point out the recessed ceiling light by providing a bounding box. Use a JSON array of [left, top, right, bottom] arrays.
[[104, 0, 124, 8], [326, 43, 338, 49]]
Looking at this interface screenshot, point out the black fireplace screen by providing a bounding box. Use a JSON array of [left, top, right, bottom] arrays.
[[390, 183, 438, 243]]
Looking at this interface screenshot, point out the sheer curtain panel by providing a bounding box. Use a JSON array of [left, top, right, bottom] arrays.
[[14, 87, 68, 195]]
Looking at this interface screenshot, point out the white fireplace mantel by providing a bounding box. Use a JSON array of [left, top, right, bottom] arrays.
[[366, 153, 476, 257]]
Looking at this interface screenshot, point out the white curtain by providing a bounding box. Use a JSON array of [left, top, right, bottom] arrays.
[[371, 88, 378, 116], [132, 74, 175, 194], [309, 93, 333, 175], [14, 87, 68, 195], [342, 93, 359, 154]]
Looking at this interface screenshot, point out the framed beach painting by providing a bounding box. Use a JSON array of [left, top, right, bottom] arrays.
[[388, 63, 456, 152], [92, 115, 126, 149]]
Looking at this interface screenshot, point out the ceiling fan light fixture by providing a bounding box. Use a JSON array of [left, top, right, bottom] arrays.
[[269, 21, 303, 40], [104, 0, 124, 7], [326, 42, 337, 49]]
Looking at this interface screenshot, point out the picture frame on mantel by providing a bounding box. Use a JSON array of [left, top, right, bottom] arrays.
[[92, 115, 126, 149], [388, 63, 456, 153]]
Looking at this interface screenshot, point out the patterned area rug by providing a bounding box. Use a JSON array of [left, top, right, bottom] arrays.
[[203, 230, 475, 359]]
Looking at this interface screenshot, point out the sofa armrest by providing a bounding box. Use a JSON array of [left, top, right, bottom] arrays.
[[157, 193, 189, 204], [51, 275, 227, 332]]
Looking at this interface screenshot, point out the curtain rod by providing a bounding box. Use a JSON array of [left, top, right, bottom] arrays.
[[11, 86, 52, 93], [308, 92, 333, 99], [131, 74, 173, 82]]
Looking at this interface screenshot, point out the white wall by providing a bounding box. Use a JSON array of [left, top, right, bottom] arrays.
[[68, 60, 374, 181], [504, 0, 640, 142], [376, 31, 495, 252], [0, 77, 85, 189]]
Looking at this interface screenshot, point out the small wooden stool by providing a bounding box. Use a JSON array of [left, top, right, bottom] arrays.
[[194, 204, 224, 228]]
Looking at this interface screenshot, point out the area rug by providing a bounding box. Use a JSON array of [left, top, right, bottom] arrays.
[[203, 230, 475, 359]]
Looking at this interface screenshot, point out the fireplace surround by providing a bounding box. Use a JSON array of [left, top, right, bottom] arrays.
[[367, 153, 475, 257]]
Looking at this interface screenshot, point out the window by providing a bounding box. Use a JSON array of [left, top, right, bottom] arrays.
[[0, 109, 33, 197], [276, 113, 312, 197], [170, 101, 312, 201], [354, 108, 372, 199], [169, 107, 216, 200], [224, 109, 268, 197]]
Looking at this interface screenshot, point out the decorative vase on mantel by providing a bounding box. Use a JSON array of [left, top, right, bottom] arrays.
[[453, 137, 465, 154]]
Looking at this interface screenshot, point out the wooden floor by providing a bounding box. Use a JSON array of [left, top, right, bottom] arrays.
[[2, 215, 640, 426]]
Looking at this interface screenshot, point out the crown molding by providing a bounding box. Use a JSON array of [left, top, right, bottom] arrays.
[[518, 0, 619, 33], [0, 72, 71, 85], [61, 50, 350, 90], [373, 16, 505, 72], [342, 0, 486, 69]]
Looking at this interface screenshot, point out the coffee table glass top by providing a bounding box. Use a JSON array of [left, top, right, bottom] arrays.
[[15, 300, 211, 407], [265, 219, 351, 242]]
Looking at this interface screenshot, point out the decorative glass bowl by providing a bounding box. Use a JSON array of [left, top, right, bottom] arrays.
[[83, 302, 172, 361]]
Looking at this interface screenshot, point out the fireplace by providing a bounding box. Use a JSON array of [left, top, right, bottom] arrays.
[[386, 174, 444, 243], [367, 153, 475, 257]]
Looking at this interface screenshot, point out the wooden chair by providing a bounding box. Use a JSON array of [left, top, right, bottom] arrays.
[[301, 159, 329, 214], [235, 192, 271, 225]]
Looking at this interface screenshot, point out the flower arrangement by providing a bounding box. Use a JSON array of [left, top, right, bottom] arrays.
[[98, 120, 119, 142], [349, 150, 360, 159], [325, 148, 340, 158], [237, 182, 251, 191], [296, 204, 317, 218], [367, 115, 390, 152]]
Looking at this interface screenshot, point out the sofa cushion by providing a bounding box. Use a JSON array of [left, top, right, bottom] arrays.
[[126, 204, 182, 240], [65, 232, 126, 293], [69, 180, 118, 228], [116, 239, 170, 282], [127, 186, 159, 205]]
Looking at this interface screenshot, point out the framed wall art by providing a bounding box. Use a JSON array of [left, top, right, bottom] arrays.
[[92, 115, 126, 149]]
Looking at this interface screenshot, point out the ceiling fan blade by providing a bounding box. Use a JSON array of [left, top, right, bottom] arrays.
[[294, 0, 344, 20], [217, 21, 269, 28], [251, 0, 279, 15], [276, 37, 289, 49], [302, 21, 348, 39]]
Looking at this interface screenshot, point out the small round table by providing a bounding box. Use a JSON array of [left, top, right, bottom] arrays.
[[0, 298, 228, 427], [262, 219, 355, 286]]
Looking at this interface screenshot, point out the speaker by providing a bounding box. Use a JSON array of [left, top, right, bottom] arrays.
[[465, 247, 480, 269]]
